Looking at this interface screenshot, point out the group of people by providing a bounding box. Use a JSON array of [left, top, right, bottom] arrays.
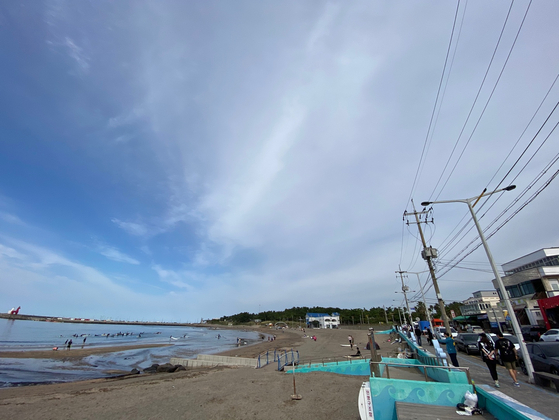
[[406, 325, 520, 388], [479, 331, 520, 388]]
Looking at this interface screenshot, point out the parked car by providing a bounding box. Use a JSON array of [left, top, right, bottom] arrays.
[[521, 325, 547, 342], [454, 333, 480, 355], [482, 333, 521, 365], [434, 326, 458, 340], [518, 342, 559, 376], [539, 329, 559, 342], [467, 325, 484, 334]]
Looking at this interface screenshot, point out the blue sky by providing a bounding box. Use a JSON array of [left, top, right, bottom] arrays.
[[0, 1, 558, 322]]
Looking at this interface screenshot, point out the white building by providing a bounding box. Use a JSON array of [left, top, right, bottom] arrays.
[[493, 247, 559, 326], [306, 312, 340, 329]]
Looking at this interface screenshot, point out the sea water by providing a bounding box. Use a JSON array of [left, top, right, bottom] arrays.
[[0, 318, 262, 387]]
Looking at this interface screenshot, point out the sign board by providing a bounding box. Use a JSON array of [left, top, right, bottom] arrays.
[[450, 310, 456, 319]]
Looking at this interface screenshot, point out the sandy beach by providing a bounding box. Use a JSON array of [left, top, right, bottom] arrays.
[[0, 326, 395, 419]]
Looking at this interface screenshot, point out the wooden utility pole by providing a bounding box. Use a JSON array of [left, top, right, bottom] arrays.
[[404, 204, 452, 336]]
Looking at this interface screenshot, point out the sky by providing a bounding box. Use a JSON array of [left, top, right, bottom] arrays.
[[0, 1, 558, 322]]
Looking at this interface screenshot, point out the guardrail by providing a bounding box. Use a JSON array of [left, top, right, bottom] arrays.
[[255, 349, 300, 369], [256, 350, 272, 368], [276, 349, 299, 371], [369, 360, 472, 384]]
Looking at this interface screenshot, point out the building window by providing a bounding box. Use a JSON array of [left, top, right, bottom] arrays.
[[505, 255, 559, 275], [519, 281, 536, 296]]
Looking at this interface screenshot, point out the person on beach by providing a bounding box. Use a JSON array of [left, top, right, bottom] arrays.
[[67, 339, 72, 350], [495, 331, 520, 387], [479, 333, 499, 387], [438, 332, 458, 367], [348, 335, 354, 349], [349, 347, 361, 357]]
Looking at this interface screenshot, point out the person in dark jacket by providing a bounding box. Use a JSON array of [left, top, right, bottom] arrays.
[[495, 331, 520, 387], [414, 326, 422, 346], [427, 328, 433, 346], [479, 333, 499, 387]]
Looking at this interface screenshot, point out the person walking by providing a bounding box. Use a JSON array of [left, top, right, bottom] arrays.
[[348, 335, 354, 349], [427, 328, 433, 346], [438, 332, 459, 367], [414, 326, 422, 346], [495, 331, 520, 387], [479, 333, 499, 387]]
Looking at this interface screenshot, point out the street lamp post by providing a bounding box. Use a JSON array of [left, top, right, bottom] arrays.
[[422, 185, 536, 383]]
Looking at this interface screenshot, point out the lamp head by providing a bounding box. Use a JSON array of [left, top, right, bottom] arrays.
[[504, 185, 516, 191], [421, 201, 431, 206]]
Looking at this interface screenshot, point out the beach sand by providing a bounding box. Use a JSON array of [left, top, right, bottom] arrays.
[[0, 326, 398, 419]]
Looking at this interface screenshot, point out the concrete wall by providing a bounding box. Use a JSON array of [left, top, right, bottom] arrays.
[[170, 355, 257, 368]]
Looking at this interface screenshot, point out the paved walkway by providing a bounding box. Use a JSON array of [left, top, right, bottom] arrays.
[[422, 341, 559, 420]]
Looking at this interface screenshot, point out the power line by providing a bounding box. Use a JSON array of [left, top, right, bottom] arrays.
[[432, 0, 532, 201], [406, 0, 462, 206]]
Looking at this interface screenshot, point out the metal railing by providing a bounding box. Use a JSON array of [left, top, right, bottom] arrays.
[[274, 349, 299, 371], [370, 360, 472, 385], [296, 354, 368, 368]]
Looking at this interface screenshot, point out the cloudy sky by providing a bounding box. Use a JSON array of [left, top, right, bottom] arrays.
[[0, 1, 557, 322]]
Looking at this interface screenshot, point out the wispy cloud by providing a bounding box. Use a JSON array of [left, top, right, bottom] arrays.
[[111, 218, 150, 237], [0, 243, 27, 260], [64, 37, 89, 72], [98, 245, 140, 265], [108, 108, 144, 129], [0, 212, 26, 226], [152, 264, 194, 290]]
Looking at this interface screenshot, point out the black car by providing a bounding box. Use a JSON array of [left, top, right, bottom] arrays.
[[454, 333, 480, 355], [521, 325, 547, 342], [518, 342, 559, 375]]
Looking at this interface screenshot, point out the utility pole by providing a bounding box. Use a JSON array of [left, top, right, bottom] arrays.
[[383, 305, 389, 324], [396, 270, 413, 325], [404, 203, 452, 336], [406, 271, 434, 334]]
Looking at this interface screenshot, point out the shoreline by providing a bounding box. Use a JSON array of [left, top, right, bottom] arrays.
[[0, 327, 296, 362], [0, 326, 395, 420], [0, 343, 172, 360]]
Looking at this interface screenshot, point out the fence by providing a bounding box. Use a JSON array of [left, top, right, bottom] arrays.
[[276, 348, 299, 371], [256, 348, 299, 370]]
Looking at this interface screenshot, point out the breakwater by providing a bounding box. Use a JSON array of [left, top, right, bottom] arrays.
[[0, 313, 201, 327]]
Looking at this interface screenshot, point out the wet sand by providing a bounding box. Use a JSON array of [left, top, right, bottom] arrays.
[[0, 343, 171, 360], [0, 326, 397, 420]]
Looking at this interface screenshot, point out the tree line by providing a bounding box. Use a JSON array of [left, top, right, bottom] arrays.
[[210, 303, 463, 325]]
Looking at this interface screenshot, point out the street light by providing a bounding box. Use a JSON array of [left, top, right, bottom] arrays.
[[422, 185, 536, 383]]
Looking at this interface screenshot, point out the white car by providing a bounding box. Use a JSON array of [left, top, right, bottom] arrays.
[[434, 326, 458, 340], [539, 329, 559, 342], [467, 325, 484, 334]]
